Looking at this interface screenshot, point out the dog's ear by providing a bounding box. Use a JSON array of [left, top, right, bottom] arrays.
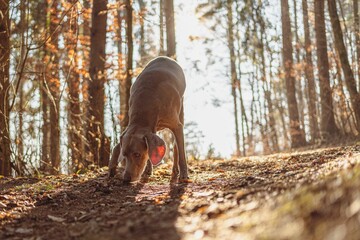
[[144, 133, 166, 166]]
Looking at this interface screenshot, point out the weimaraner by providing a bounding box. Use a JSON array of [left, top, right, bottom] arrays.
[[108, 56, 188, 183]]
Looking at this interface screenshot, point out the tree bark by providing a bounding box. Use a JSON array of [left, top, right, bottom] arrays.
[[0, 0, 11, 176], [138, 0, 146, 65], [314, 0, 339, 140], [281, 0, 306, 148], [159, 0, 165, 55], [354, 0, 360, 87], [164, 0, 176, 58], [16, 0, 27, 176], [293, 0, 306, 135], [120, 0, 133, 132], [328, 0, 360, 132], [227, 0, 241, 156], [47, 0, 61, 174], [302, 0, 320, 143], [65, 0, 83, 172], [87, 0, 108, 167]]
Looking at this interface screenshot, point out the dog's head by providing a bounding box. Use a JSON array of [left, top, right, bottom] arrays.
[[120, 130, 166, 182]]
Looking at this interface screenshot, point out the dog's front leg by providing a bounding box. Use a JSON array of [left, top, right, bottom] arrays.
[[173, 125, 188, 181]]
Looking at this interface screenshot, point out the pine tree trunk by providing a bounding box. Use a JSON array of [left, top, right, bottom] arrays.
[[281, 0, 306, 148], [227, 0, 241, 157], [116, 6, 126, 133], [47, 0, 61, 174], [87, 0, 108, 167], [65, 1, 83, 172], [16, 0, 27, 176], [159, 0, 165, 55], [302, 0, 320, 143], [120, 0, 133, 132], [328, 0, 360, 132], [354, 0, 360, 87], [314, 0, 339, 140], [81, 0, 91, 157], [293, 0, 306, 135], [0, 0, 11, 176], [40, 69, 50, 172], [164, 0, 176, 58], [138, 0, 146, 65]]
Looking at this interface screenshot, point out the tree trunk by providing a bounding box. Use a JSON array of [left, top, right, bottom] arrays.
[[87, 0, 108, 167], [120, 0, 133, 132], [138, 0, 146, 65], [164, 0, 176, 58], [227, 0, 241, 157], [281, 0, 306, 148], [40, 68, 50, 172], [78, 0, 91, 167], [47, 0, 61, 174], [314, 0, 339, 140], [116, 4, 126, 134], [65, 0, 83, 172], [328, 0, 360, 132], [293, 0, 306, 135], [302, 0, 320, 143], [354, 0, 360, 87], [0, 0, 11, 176], [16, 0, 27, 176], [159, 0, 165, 55]]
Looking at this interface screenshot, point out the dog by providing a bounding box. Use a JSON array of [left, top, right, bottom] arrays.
[[108, 57, 188, 183]]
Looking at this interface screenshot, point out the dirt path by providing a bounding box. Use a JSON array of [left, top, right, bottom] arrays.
[[1, 144, 360, 239]]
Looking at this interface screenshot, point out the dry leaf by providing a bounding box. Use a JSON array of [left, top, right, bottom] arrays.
[[48, 215, 66, 222]]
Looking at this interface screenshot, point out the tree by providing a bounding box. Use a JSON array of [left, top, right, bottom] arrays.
[[353, 0, 360, 85], [328, 0, 360, 132], [0, 0, 11, 176], [281, 0, 306, 148], [120, 0, 133, 132], [226, 0, 241, 156], [159, 0, 165, 55], [65, 0, 83, 172], [164, 0, 176, 58], [293, 0, 306, 134], [314, 0, 339, 139], [302, 0, 320, 142], [40, 0, 51, 172], [15, 0, 27, 175], [47, 0, 61, 174], [138, 0, 146, 64], [87, 0, 109, 167]]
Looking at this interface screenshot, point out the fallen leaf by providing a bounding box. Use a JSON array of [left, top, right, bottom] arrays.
[[193, 191, 214, 197], [0, 201, 7, 208], [48, 215, 66, 222]]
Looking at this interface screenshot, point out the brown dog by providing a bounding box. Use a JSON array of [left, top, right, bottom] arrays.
[[108, 57, 188, 183]]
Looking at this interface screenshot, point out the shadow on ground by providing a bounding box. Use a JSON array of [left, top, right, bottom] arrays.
[[0, 170, 187, 240]]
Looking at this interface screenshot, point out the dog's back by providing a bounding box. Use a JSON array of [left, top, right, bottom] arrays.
[[130, 56, 186, 97]]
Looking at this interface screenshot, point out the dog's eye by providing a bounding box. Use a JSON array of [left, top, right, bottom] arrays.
[[133, 152, 141, 158]]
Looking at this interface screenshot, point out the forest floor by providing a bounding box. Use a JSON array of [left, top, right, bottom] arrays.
[[1, 143, 360, 240]]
